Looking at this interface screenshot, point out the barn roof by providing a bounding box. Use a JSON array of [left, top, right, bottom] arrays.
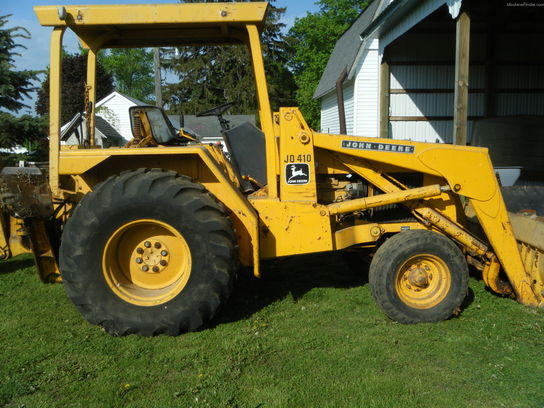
[[313, 0, 381, 99]]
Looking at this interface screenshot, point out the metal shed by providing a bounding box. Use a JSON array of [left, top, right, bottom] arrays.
[[316, 0, 544, 178]]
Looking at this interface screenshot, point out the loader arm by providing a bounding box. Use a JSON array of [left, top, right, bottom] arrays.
[[313, 130, 541, 306]]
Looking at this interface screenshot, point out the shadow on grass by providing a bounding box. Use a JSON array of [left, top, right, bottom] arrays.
[[0, 255, 35, 275], [211, 250, 477, 328], [212, 251, 369, 327]]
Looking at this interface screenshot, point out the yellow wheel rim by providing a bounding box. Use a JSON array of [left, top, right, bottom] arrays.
[[102, 219, 192, 306], [395, 254, 451, 310]]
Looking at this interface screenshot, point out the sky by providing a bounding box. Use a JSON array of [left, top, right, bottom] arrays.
[[3, 0, 320, 114]]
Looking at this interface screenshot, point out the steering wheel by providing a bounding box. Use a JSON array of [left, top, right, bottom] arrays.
[[196, 101, 236, 118]]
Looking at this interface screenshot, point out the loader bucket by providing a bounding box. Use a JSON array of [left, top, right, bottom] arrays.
[[509, 212, 544, 304]]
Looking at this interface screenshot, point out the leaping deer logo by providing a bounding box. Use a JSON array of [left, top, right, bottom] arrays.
[[288, 165, 308, 181]]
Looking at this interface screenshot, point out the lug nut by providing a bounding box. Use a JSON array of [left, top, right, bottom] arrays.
[[135, 258, 143, 264], [142, 265, 149, 272], [160, 260, 167, 267], [144, 241, 151, 248], [154, 242, 161, 249], [161, 250, 168, 256], [136, 247, 144, 254], [152, 266, 160, 272]]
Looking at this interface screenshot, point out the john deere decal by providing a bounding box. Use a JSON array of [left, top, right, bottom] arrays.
[[342, 140, 415, 154], [285, 163, 310, 185]]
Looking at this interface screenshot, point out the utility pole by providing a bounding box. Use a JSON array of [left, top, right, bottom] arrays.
[[153, 48, 163, 108]]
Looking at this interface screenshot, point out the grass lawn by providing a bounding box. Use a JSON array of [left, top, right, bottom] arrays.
[[1, 253, 543, 408]]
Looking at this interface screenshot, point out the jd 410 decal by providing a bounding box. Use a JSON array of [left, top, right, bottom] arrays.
[[285, 163, 310, 185]]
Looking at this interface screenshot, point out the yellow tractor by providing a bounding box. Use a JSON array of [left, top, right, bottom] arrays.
[[1, 2, 543, 336]]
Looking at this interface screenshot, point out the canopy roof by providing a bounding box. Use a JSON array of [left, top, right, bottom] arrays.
[[34, 2, 268, 48]]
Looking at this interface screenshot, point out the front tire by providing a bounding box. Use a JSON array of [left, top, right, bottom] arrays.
[[369, 230, 468, 324], [60, 169, 237, 336]]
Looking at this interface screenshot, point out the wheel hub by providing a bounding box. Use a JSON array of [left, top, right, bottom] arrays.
[[102, 219, 192, 306], [396, 254, 451, 309], [133, 239, 170, 273], [406, 265, 430, 288]]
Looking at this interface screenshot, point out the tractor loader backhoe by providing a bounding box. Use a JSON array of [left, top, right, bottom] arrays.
[[0, 2, 542, 336]]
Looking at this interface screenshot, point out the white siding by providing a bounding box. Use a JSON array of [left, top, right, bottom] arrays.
[[319, 81, 355, 134], [96, 92, 146, 140], [96, 94, 134, 140], [390, 93, 484, 117], [353, 38, 380, 137], [344, 81, 355, 134], [390, 120, 475, 144], [320, 91, 340, 134], [390, 64, 485, 89], [385, 29, 487, 143]]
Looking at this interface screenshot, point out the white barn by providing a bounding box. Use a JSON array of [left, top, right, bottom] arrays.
[[315, 0, 544, 155]]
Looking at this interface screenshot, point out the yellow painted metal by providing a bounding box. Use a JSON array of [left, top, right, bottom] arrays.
[[0, 214, 11, 260], [247, 24, 277, 198], [314, 131, 495, 201], [34, 3, 268, 50], [207, 143, 241, 188], [509, 213, 544, 302], [249, 200, 332, 259], [327, 184, 446, 215], [1, 216, 52, 261], [86, 48, 97, 146], [32, 2, 543, 310], [102, 219, 191, 306], [48, 27, 65, 196], [414, 207, 491, 258], [395, 254, 452, 309], [334, 153, 490, 257], [482, 255, 513, 297], [34, 3, 267, 27], [313, 130, 541, 306], [8, 217, 32, 258], [471, 198, 539, 305], [334, 223, 381, 250], [278, 107, 316, 202], [56, 145, 260, 275], [26, 219, 62, 283], [510, 214, 544, 252]]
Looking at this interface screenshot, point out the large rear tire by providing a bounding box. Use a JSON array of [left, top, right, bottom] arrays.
[[369, 230, 468, 324], [59, 169, 237, 336]]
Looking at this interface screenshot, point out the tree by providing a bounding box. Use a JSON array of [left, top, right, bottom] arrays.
[[99, 48, 155, 103], [162, 0, 295, 116], [287, 0, 369, 128], [36, 52, 114, 124], [0, 14, 47, 165]]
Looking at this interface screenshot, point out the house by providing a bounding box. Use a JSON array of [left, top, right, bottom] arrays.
[[96, 91, 147, 140], [315, 0, 544, 155], [60, 113, 126, 148]]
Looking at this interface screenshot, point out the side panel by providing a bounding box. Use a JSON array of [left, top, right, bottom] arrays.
[[249, 200, 332, 259], [278, 108, 317, 202]]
